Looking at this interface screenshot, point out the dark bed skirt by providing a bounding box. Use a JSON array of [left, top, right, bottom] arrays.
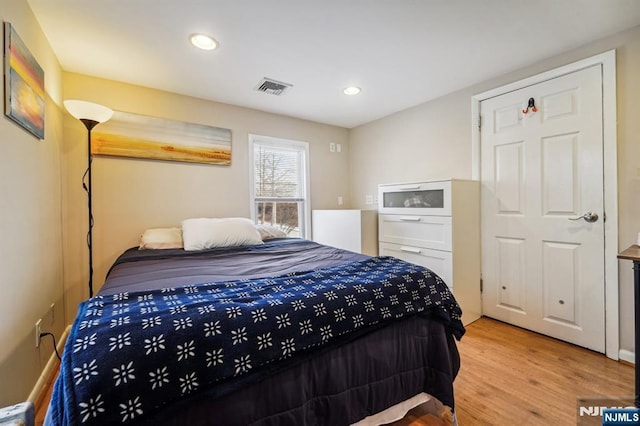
[[139, 315, 460, 426]]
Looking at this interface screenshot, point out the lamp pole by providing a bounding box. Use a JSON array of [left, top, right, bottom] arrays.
[[64, 100, 113, 300], [80, 119, 99, 297]]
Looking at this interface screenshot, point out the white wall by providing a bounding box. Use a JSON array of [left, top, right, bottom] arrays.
[[62, 73, 351, 322], [349, 25, 640, 355], [0, 0, 65, 406]]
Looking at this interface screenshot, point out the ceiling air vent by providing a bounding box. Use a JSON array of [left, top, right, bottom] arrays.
[[255, 77, 293, 96]]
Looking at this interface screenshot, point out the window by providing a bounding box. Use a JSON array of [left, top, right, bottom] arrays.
[[249, 135, 310, 238]]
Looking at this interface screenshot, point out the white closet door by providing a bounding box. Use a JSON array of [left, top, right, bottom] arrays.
[[480, 65, 605, 352]]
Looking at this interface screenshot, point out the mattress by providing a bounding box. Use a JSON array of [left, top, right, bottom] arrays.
[[46, 238, 463, 425]]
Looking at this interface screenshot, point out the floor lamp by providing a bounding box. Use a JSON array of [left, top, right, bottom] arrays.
[[64, 100, 114, 298]]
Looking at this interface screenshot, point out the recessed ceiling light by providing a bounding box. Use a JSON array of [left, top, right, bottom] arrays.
[[189, 33, 218, 50], [343, 86, 361, 96]]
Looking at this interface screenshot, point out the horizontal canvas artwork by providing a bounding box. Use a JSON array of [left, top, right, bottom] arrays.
[[92, 111, 232, 165], [4, 22, 45, 139]]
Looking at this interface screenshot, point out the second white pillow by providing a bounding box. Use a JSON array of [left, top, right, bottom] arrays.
[[182, 217, 263, 251]]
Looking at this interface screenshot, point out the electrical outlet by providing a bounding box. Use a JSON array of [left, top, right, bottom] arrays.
[[337, 196, 344, 205], [365, 195, 373, 204], [329, 142, 336, 153], [35, 319, 42, 348]]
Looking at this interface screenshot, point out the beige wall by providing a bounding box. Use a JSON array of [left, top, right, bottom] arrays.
[[62, 73, 350, 321], [0, 0, 65, 406], [349, 25, 640, 355]]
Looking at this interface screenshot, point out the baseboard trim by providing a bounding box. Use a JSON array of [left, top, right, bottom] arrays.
[[619, 349, 636, 365], [28, 325, 71, 406]]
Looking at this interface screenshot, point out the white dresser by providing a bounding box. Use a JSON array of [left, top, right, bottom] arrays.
[[378, 179, 481, 325], [312, 209, 378, 256]]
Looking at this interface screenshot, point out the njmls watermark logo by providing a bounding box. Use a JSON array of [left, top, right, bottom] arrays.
[[602, 408, 640, 425], [577, 397, 637, 425]]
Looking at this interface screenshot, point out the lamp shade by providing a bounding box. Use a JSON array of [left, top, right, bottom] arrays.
[[64, 100, 114, 123]]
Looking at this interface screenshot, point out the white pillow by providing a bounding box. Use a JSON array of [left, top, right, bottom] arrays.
[[182, 217, 263, 251], [255, 224, 288, 240], [139, 227, 183, 249]]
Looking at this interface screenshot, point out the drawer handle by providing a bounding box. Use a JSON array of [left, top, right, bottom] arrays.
[[400, 246, 422, 254], [399, 216, 422, 222], [398, 185, 421, 190]]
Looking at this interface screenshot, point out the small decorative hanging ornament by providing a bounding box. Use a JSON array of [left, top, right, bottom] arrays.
[[522, 97, 537, 114]]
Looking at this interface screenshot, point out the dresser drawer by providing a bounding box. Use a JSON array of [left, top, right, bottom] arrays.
[[378, 214, 452, 251], [379, 242, 453, 289], [378, 180, 452, 216]]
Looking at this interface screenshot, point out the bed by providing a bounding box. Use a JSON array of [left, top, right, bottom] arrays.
[[46, 227, 464, 425]]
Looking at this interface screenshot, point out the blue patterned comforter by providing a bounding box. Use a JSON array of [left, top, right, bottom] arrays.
[[47, 255, 463, 425]]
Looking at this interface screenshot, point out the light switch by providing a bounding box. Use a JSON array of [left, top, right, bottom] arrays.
[[336, 143, 342, 153]]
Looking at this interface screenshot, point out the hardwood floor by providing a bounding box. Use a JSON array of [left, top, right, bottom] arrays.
[[35, 375, 54, 426], [35, 317, 634, 425], [405, 317, 633, 425]]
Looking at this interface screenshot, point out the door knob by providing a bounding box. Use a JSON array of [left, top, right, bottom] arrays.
[[568, 212, 599, 223]]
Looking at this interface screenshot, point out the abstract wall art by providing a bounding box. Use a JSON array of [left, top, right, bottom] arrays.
[[91, 111, 232, 165], [4, 22, 45, 139]]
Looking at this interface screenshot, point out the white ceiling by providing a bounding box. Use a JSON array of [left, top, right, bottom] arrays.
[[27, 0, 640, 128]]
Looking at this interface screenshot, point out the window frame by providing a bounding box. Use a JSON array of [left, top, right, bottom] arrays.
[[248, 134, 311, 239]]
